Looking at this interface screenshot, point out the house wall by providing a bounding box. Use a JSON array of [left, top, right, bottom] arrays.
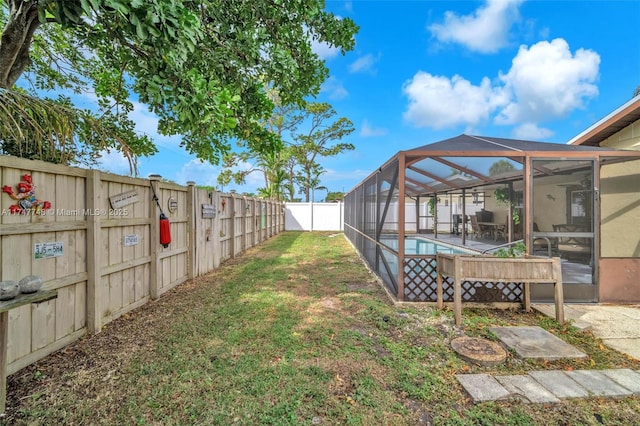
[[600, 120, 640, 150], [531, 182, 567, 232], [598, 151, 640, 302], [599, 159, 640, 257]]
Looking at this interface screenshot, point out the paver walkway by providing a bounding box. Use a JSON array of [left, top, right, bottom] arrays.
[[457, 369, 640, 403], [456, 323, 640, 403], [533, 304, 640, 361]]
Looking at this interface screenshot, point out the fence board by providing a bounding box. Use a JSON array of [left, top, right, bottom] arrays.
[[31, 299, 55, 351], [0, 158, 283, 376], [54, 284, 75, 340], [7, 306, 30, 361]]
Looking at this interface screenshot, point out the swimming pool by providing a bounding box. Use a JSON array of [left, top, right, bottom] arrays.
[[381, 236, 475, 255]]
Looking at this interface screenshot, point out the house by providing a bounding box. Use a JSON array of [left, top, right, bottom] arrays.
[[569, 94, 640, 302]]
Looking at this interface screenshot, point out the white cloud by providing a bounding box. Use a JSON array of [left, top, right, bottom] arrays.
[[321, 76, 348, 100], [495, 38, 600, 124], [174, 159, 264, 194], [96, 149, 135, 176], [512, 123, 554, 140], [402, 72, 507, 129], [360, 120, 387, 137], [402, 38, 600, 133], [174, 159, 220, 187], [349, 53, 381, 74], [429, 0, 524, 53], [128, 100, 183, 149], [311, 39, 340, 60]]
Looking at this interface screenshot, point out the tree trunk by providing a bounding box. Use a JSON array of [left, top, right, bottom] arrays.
[[0, 1, 41, 89]]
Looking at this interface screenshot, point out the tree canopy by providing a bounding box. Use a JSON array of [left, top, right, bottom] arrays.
[[0, 0, 358, 169], [218, 101, 354, 201], [488, 159, 516, 176]]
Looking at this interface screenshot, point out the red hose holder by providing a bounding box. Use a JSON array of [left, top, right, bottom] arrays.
[[159, 213, 171, 248]]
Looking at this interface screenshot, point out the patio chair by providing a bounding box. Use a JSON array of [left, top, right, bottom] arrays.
[[532, 222, 555, 255], [492, 219, 507, 241], [470, 215, 491, 239], [552, 224, 591, 260]]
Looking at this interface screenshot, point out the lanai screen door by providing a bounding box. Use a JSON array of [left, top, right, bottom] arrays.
[[530, 159, 597, 302]]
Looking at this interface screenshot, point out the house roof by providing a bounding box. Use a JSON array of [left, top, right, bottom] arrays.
[[568, 95, 640, 146]]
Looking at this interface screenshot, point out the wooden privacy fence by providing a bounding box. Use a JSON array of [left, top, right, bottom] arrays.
[[0, 156, 284, 376]]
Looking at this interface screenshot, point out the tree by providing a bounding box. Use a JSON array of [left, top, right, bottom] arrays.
[[1, 0, 358, 169], [0, 88, 155, 170], [325, 191, 344, 202], [292, 102, 354, 202], [217, 100, 354, 202], [488, 159, 516, 176]]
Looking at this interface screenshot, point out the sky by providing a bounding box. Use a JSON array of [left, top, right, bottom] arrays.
[[85, 0, 640, 198]]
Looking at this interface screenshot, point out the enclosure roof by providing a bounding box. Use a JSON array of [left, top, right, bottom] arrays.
[[406, 134, 607, 155], [358, 133, 640, 197]]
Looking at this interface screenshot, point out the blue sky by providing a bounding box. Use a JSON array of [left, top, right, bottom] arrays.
[[91, 0, 639, 197]]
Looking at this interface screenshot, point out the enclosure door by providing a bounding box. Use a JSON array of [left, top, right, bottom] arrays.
[[530, 159, 597, 302]]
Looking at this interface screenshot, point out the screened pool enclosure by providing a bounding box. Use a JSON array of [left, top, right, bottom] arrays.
[[344, 134, 640, 304]]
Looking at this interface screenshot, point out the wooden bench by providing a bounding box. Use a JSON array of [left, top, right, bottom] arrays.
[[436, 254, 564, 326]]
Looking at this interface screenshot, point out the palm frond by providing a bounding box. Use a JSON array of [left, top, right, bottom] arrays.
[[0, 87, 142, 174]]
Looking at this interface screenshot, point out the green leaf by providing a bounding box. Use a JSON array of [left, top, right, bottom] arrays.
[[225, 117, 237, 129], [135, 23, 148, 40]]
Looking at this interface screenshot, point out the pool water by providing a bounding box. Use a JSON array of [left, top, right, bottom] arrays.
[[381, 237, 472, 255]]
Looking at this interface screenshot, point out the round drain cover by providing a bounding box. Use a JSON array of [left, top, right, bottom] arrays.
[[451, 336, 507, 366]]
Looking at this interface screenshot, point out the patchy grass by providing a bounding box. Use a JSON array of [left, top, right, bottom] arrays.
[[4, 231, 640, 425]]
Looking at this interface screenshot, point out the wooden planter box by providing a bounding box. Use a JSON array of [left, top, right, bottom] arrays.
[[436, 254, 564, 325]]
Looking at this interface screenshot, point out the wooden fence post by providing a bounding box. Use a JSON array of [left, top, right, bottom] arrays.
[[269, 201, 272, 237], [187, 181, 196, 280], [241, 197, 247, 252], [149, 175, 161, 299], [230, 194, 236, 258], [86, 170, 102, 334], [253, 198, 258, 247]]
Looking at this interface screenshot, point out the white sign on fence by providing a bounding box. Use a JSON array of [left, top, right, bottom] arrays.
[[34, 242, 64, 259], [110, 190, 139, 209], [123, 234, 139, 246]]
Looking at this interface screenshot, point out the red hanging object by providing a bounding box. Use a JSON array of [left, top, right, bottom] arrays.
[[159, 213, 171, 248]]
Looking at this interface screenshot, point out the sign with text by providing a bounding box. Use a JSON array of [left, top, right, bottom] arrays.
[[202, 204, 216, 219], [110, 190, 139, 209], [34, 242, 64, 259], [123, 234, 139, 247]]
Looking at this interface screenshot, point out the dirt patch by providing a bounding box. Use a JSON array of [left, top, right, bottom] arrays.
[[346, 282, 379, 292]]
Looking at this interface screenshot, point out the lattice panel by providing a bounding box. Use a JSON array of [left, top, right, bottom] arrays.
[[403, 258, 524, 303], [403, 257, 439, 301]]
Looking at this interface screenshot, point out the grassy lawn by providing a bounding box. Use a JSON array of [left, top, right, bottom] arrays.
[[4, 231, 640, 425]]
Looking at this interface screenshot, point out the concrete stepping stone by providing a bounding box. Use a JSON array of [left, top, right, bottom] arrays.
[[601, 369, 640, 394], [528, 370, 589, 398], [489, 326, 587, 360], [456, 374, 510, 402], [495, 375, 560, 404], [565, 370, 633, 397]]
